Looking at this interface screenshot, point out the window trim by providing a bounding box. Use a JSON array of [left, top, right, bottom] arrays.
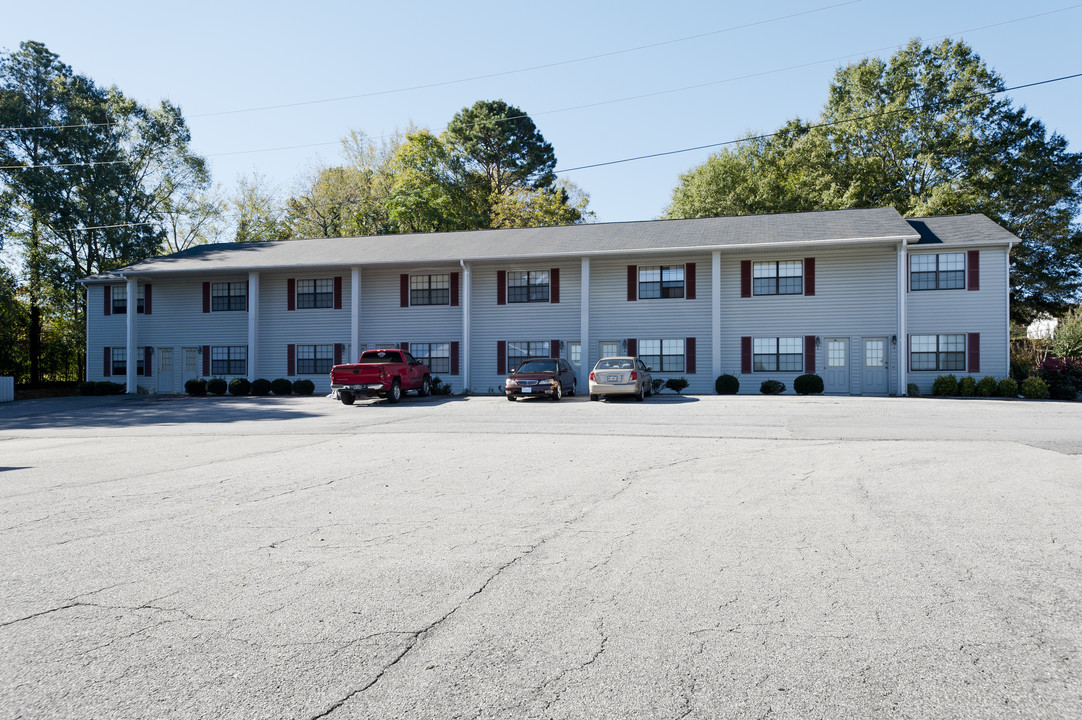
[[909, 334, 966, 371], [910, 252, 966, 291], [752, 260, 803, 296], [751, 337, 804, 373], [637, 265, 685, 300]]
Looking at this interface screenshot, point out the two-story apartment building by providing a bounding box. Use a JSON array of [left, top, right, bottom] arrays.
[[81, 207, 1018, 396]]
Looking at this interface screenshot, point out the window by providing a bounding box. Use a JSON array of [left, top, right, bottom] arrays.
[[910, 334, 965, 371], [410, 274, 450, 306], [109, 347, 145, 375], [753, 261, 802, 296], [827, 339, 847, 367], [112, 285, 127, 314], [638, 339, 685, 372], [569, 343, 581, 371], [638, 266, 684, 299], [507, 271, 549, 303], [507, 341, 550, 368], [411, 343, 450, 373], [910, 253, 965, 291], [211, 346, 247, 375], [297, 279, 333, 309], [296, 344, 333, 374], [211, 282, 247, 311], [753, 337, 803, 372], [599, 341, 620, 358]]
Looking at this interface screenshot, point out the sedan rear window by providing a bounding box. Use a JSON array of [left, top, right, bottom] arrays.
[[597, 359, 633, 370]]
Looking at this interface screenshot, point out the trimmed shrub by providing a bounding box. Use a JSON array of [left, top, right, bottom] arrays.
[[185, 378, 207, 396], [1020, 376, 1049, 400], [715, 374, 740, 395], [932, 374, 958, 397], [206, 378, 227, 395], [651, 378, 665, 394], [293, 378, 315, 395], [793, 374, 824, 395], [957, 376, 977, 397], [976, 376, 997, 397], [996, 377, 1018, 398], [77, 381, 96, 396], [270, 378, 293, 395], [430, 376, 453, 395], [93, 381, 125, 395], [250, 378, 271, 396], [1050, 383, 1078, 401], [907, 383, 920, 397], [229, 378, 251, 396], [1036, 357, 1082, 395], [760, 379, 786, 395], [664, 377, 689, 394]]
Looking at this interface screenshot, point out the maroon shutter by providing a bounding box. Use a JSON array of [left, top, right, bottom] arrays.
[[741, 337, 752, 374], [287, 278, 296, 311], [450, 272, 460, 306], [907, 335, 911, 372], [627, 265, 637, 301], [334, 343, 343, 366], [287, 344, 296, 376], [685, 263, 696, 300], [497, 271, 506, 305], [103, 347, 111, 377], [740, 261, 751, 298], [550, 339, 560, 358], [968, 333, 981, 373], [104, 285, 112, 315], [202, 345, 210, 376], [497, 341, 506, 375], [202, 282, 211, 313], [144, 347, 153, 377], [805, 335, 816, 373], [144, 284, 152, 315], [627, 338, 637, 357], [686, 337, 696, 374], [967, 251, 980, 291], [333, 276, 342, 309], [400, 342, 410, 353], [245, 280, 250, 311], [400, 274, 409, 307], [450, 341, 460, 375], [804, 258, 815, 296], [550, 268, 560, 304]]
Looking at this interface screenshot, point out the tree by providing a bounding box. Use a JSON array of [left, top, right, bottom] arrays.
[[387, 130, 485, 233], [664, 39, 1082, 322], [490, 180, 593, 228], [1052, 306, 1082, 359], [231, 173, 289, 242], [0, 264, 27, 381]]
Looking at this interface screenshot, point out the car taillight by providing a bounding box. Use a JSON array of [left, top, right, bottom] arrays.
[[630, 371, 638, 380], [589, 371, 595, 381]]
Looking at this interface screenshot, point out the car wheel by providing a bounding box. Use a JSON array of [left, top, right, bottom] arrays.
[[645, 382, 652, 397], [569, 379, 577, 397], [636, 384, 645, 402], [419, 376, 431, 397], [590, 394, 599, 402], [552, 383, 562, 401], [387, 380, 402, 404], [506, 393, 516, 402], [340, 392, 355, 406]]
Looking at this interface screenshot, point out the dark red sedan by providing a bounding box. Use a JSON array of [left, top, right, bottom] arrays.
[[504, 358, 577, 401]]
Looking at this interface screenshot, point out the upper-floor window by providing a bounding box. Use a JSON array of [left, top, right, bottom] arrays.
[[297, 279, 333, 309], [639, 266, 684, 299], [753, 261, 802, 296], [411, 274, 450, 306], [211, 345, 247, 375], [110, 285, 144, 314], [910, 253, 964, 291], [211, 282, 247, 311], [910, 334, 965, 371], [508, 271, 549, 303], [411, 342, 450, 373], [753, 337, 803, 372], [637, 338, 685, 372], [296, 344, 333, 374]]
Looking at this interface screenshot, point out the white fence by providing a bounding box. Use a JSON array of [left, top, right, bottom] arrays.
[[0, 376, 13, 403]]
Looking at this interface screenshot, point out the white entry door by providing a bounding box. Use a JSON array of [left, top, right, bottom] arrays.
[[823, 338, 849, 394], [862, 338, 889, 395], [158, 348, 174, 393]]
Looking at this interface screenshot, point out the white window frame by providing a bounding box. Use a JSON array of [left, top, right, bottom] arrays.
[[752, 261, 803, 296], [752, 337, 803, 372], [637, 338, 685, 372]]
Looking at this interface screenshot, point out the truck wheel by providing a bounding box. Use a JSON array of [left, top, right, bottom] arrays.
[[419, 376, 431, 397], [387, 380, 402, 404], [340, 392, 355, 406]]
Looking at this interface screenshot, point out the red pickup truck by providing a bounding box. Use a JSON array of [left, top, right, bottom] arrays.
[[329, 349, 431, 405]]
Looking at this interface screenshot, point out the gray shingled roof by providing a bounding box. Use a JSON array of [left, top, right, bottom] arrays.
[[907, 215, 1020, 247], [84, 208, 1014, 281]]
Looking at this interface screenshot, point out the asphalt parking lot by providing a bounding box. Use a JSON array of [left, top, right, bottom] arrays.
[[1, 392, 1080, 719]]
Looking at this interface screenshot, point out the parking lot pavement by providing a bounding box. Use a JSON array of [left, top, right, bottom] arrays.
[[1, 394, 1080, 719]]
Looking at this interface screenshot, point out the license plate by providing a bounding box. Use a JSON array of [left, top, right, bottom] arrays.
[[606, 375, 620, 382], [520, 387, 532, 394]]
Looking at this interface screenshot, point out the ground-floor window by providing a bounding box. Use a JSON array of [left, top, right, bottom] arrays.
[[109, 347, 146, 376], [296, 344, 333, 374], [638, 339, 685, 372], [599, 341, 620, 359], [569, 342, 581, 370], [411, 342, 450, 373], [211, 345, 247, 376], [507, 341, 550, 369], [753, 337, 803, 372], [910, 334, 965, 371]]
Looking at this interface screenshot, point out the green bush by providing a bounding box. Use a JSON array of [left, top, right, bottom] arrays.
[[229, 378, 251, 396], [293, 378, 315, 395], [77, 381, 96, 396], [1020, 376, 1049, 399], [976, 376, 997, 397], [270, 378, 293, 395], [907, 383, 920, 397], [93, 381, 125, 395], [996, 377, 1018, 398], [793, 374, 824, 395], [206, 378, 227, 395], [715, 374, 740, 395], [185, 378, 207, 396], [957, 376, 977, 397], [651, 378, 665, 394], [1050, 383, 1078, 401], [430, 376, 453, 395], [664, 377, 689, 394], [760, 379, 786, 395], [932, 374, 958, 396], [1051, 306, 1082, 359], [250, 378, 271, 396]]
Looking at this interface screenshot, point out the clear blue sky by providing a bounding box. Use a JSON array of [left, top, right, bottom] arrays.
[[3, 0, 1080, 226]]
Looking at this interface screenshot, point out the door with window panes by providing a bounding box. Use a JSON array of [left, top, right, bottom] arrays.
[[823, 338, 849, 394], [158, 347, 175, 394], [862, 337, 888, 395]]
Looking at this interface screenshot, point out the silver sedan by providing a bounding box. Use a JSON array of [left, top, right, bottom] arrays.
[[588, 356, 653, 401]]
